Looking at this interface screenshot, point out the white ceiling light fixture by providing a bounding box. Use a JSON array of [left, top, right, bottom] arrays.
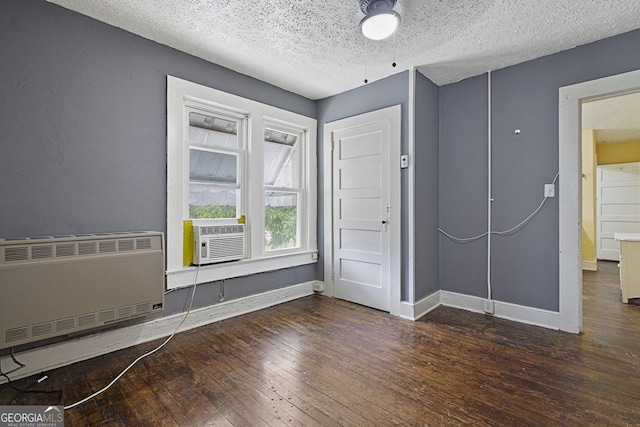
[[359, 0, 401, 41]]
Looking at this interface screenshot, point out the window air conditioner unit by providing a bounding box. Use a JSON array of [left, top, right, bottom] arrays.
[[193, 224, 245, 265]]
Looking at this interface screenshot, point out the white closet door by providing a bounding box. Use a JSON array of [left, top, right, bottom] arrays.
[[597, 162, 640, 261]]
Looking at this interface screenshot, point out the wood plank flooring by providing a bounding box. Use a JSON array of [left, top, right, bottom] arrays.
[[2, 262, 640, 425]]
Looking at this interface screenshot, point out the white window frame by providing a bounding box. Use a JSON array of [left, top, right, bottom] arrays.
[[166, 76, 317, 290], [262, 119, 307, 255], [186, 106, 246, 221]]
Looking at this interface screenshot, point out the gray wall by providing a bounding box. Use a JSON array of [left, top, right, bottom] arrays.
[[0, 0, 317, 331], [439, 75, 489, 298], [439, 28, 640, 311], [316, 71, 411, 299], [413, 71, 440, 300], [5, 0, 640, 333]]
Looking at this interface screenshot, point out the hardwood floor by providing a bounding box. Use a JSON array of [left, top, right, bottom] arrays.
[[2, 263, 640, 426]]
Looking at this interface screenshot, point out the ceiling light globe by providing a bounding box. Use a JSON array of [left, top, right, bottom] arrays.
[[360, 11, 400, 40]]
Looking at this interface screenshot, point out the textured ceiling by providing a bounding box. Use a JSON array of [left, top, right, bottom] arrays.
[[47, 0, 640, 100], [583, 91, 640, 144]]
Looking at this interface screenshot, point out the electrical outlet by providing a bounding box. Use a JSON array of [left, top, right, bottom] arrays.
[[544, 184, 555, 198], [483, 299, 494, 315]]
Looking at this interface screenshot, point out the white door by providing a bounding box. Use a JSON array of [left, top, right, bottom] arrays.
[[324, 106, 400, 312], [596, 162, 640, 260]]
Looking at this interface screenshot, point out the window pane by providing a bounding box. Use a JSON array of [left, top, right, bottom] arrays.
[[263, 139, 298, 188], [189, 112, 238, 148], [190, 187, 237, 219], [190, 149, 237, 184], [264, 192, 298, 251]]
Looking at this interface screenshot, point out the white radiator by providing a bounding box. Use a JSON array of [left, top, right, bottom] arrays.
[[0, 232, 165, 350]]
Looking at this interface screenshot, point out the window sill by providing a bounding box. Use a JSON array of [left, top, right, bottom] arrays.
[[165, 250, 318, 290]]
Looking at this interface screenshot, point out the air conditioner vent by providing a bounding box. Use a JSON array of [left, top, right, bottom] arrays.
[[5, 247, 28, 262], [193, 224, 245, 265], [209, 235, 244, 259], [32, 245, 54, 259], [199, 225, 244, 235]]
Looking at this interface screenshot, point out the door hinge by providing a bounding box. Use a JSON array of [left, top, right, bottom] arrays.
[[330, 271, 334, 280], [331, 138, 334, 152]]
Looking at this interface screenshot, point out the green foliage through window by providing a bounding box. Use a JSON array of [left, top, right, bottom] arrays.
[[265, 205, 297, 250], [190, 205, 236, 219]]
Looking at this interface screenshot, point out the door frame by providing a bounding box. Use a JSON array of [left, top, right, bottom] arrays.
[[323, 105, 402, 316], [559, 68, 640, 333]]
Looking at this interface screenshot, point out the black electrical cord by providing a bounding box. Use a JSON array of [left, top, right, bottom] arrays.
[[1, 356, 63, 405], [1, 373, 63, 405]]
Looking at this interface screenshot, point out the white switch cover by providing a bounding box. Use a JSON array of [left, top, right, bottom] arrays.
[[400, 155, 409, 169], [544, 184, 555, 198]]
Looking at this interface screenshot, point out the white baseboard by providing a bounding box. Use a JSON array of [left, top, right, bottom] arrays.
[[582, 260, 598, 271], [400, 291, 560, 330], [440, 291, 560, 330], [0, 281, 318, 383], [400, 291, 440, 320], [440, 291, 486, 313]]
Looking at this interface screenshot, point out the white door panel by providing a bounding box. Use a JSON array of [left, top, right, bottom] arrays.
[[324, 106, 400, 312], [333, 121, 389, 310], [597, 163, 640, 261]]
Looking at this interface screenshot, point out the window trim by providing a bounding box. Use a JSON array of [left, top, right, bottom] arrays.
[[166, 76, 317, 290], [262, 120, 306, 256]]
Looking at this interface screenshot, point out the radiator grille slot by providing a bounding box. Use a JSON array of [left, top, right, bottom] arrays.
[[78, 242, 97, 255], [136, 238, 152, 250], [32, 321, 54, 337], [99, 241, 116, 253], [118, 240, 135, 252], [32, 245, 54, 259], [118, 305, 135, 319], [0, 232, 164, 349], [6, 327, 29, 343], [78, 312, 98, 327], [99, 309, 117, 323], [56, 317, 76, 331], [136, 302, 151, 315], [5, 247, 28, 262], [56, 244, 76, 257]]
